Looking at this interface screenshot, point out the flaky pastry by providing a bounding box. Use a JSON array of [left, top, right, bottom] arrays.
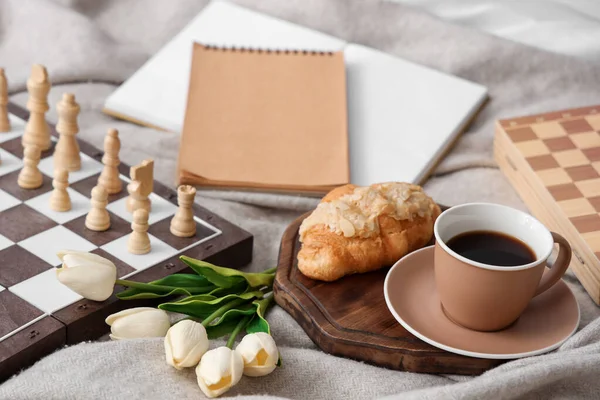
[[297, 182, 441, 281]]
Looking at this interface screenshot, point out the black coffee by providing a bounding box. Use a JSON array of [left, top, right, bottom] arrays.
[[446, 230, 536, 267]]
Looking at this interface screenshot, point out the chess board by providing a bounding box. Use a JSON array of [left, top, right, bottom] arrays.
[[494, 105, 600, 304], [0, 103, 253, 381]]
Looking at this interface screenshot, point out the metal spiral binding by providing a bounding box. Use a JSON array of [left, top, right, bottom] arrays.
[[199, 43, 334, 56]]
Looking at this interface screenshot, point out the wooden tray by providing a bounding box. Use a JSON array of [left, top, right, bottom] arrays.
[[273, 211, 503, 375]]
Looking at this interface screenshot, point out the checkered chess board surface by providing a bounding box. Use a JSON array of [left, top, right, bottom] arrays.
[[499, 107, 600, 262], [0, 114, 221, 343]]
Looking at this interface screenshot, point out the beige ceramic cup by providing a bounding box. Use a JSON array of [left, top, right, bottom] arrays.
[[433, 203, 571, 332]]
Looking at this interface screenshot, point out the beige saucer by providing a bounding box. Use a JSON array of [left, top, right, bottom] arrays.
[[384, 246, 580, 359]]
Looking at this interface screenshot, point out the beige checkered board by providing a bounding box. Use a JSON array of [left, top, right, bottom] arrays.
[[494, 105, 600, 304]]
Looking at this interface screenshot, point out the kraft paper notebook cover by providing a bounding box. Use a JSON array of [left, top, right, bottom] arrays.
[[176, 44, 348, 193]]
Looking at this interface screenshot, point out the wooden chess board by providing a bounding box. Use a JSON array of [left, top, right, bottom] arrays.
[[494, 105, 600, 304], [0, 103, 253, 381]]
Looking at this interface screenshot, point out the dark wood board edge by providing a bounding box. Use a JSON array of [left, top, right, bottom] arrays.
[[274, 210, 504, 375], [0, 316, 66, 382]]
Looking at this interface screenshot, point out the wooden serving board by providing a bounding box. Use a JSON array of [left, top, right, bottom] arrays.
[[273, 211, 503, 375]]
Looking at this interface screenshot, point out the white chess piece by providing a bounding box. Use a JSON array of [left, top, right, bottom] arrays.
[[97, 128, 122, 194], [126, 159, 153, 213], [170, 185, 196, 237], [0, 68, 10, 133], [54, 93, 81, 172], [18, 145, 43, 189], [49, 169, 71, 211], [85, 185, 111, 231], [22, 65, 51, 150], [126, 180, 151, 213], [128, 209, 151, 254]]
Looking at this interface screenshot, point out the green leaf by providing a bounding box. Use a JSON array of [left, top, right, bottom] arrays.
[[117, 287, 197, 300], [158, 291, 263, 319], [205, 306, 256, 339], [153, 274, 211, 287], [180, 257, 275, 289], [116, 274, 214, 300], [205, 318, 240, 339], [246, 296, 273, 334], [208, 280, 249, 297]]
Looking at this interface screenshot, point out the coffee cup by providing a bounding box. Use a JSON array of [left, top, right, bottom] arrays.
[[433, 203, 571, 332]]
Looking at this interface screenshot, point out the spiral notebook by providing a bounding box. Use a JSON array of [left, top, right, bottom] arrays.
[[177, 43, 349, 193], [104, 0, 488, 193]]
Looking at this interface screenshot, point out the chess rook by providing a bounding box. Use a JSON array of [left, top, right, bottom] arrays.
[[22, 65, 51, 150], [54, 93, 81, 172], [0, 68, 10, 132], [18, 145, 43, 189], [97, 128, 123, 194], [128, 209, 151, 254], [170, 185, 196, 237], [85, 185, 111, 231], [49, 169, 71, 211]]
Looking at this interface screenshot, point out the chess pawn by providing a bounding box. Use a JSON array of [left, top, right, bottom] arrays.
[[128, 209, 151, 255], [0, 68, 10, 132], [85, 185, 111, 231], [49, 169, 71, 211], [97, 128, 122, 194], [22, 64, 51, 150], [170, 185, 196, 237], [54, 93, 81, 172], [126, 180, 151, 213], [18, 145, 43, 189]]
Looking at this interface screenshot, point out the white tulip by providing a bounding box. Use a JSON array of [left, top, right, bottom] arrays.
[[164, 320, 209, 370], [56, 250, 117, 301], [236, 332, 279, 377], [105, 307, 170, 340], [196, 347, 244, 398]]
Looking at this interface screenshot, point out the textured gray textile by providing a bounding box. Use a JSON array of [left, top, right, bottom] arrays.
[[1, 0, 600, 399]]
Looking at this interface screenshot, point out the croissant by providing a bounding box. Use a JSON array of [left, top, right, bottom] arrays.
[[297, 182, 441, 281]]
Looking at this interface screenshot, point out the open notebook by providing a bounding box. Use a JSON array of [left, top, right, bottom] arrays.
[[104, 0, 488, 191]]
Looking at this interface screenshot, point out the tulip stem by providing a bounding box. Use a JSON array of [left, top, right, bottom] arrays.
[[115, 279, 214, 294], [263, 267, 277, 274], [202, 298, 248, 327], [226, 315, 252, 349]]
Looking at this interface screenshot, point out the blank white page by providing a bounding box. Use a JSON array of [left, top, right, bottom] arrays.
[[345, 44, 488, 186], [104, 0, 346, 132]]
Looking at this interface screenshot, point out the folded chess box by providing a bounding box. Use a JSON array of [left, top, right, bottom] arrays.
[[494, 106, 600, 304]]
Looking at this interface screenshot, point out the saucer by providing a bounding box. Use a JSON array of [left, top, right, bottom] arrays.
[[384, 246, 580, 359]]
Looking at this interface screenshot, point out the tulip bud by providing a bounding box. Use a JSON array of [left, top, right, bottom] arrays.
[[56, 250, 117, 301], [196, 347, 243, 398], [236, 332, 279, 377], [164, 320, 209, 370], [105, 307, 170, 340]]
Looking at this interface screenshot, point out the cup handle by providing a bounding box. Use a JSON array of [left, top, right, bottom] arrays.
[[534, 232, 571, 297]]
